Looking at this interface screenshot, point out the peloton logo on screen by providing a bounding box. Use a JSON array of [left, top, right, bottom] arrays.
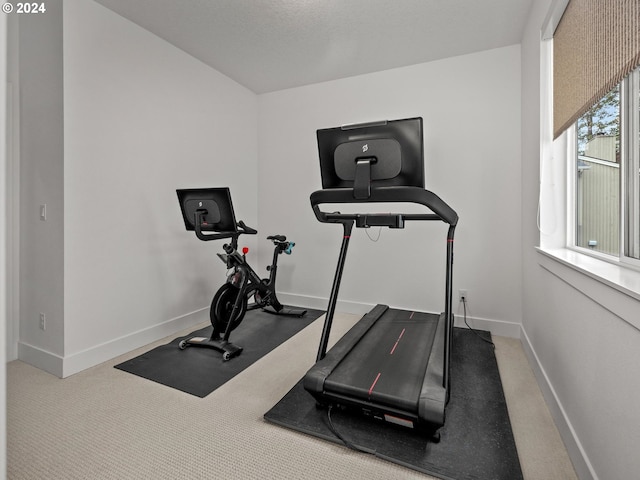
[[362, 144, 369, 153]]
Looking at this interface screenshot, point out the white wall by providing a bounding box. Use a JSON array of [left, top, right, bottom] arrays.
[[1, 7, 9, 478], [5, 13, 18, 364], [521, 1, 640, 479], [61, 0, 258, 375], [17, 0, 65, 363], [257, 45, 522, 334], [17, 0, 258, 377]]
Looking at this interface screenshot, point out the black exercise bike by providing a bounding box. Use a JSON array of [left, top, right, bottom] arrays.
[[177, 188, 307, 360]]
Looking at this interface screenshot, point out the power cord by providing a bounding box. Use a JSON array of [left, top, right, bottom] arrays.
[[364, 226, 382, 242], [461, 298, 495, 349], [326, 405, 370, 454]]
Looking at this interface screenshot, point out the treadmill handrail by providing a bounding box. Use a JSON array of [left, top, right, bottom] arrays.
[[310, 186, 458, 227]]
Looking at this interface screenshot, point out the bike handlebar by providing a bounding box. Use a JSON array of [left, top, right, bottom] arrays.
[[237, 220, 257, 235], [193, 210, 296, 259], [193, 211, 257, 242], [194, 212, 237, 242]]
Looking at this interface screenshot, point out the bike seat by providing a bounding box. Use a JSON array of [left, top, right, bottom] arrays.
[[267, 235, 287, 242]]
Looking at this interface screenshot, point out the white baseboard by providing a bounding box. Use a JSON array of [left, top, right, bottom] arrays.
[[278, 292, 522, 338], [18, 293, 520, 379], [17, 308, 208, 378], [520, 327, 597, 480], [453, 313, 522, 339], [18, 342, 64, 377], [278, 292, 374, 316]]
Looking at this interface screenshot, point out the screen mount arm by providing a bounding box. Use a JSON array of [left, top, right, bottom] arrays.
[[353, 157, 376, 199]]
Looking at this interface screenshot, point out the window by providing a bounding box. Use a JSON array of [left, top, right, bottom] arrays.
[[538, 1, 640, 323], [626, 70, 640, 260], [571, 67, 640, 264]]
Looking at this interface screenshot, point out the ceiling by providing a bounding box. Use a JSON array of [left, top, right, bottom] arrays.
[[93, 0, 533, 94]]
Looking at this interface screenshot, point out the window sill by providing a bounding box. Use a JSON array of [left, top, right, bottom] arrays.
[[536, 247, 640, 331]]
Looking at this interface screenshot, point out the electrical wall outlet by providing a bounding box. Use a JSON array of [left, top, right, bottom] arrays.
[[458, 289, 468, 302], [39, 313, 46, 330]]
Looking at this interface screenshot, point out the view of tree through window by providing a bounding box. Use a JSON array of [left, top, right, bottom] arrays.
[[577, 86, 620, 157]]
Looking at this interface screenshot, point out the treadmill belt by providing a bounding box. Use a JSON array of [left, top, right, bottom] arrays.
[[325, 309, 439, 411]]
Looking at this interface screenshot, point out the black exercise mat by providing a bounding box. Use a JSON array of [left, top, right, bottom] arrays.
[[264, 327, 523, 480], [115, 307, 323, 397]]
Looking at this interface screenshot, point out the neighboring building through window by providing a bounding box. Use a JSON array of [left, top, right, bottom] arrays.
[[575, 85, 620, 256], [572, 67, 640, 263]]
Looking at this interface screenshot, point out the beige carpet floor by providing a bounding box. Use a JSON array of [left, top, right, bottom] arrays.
[[7, 313, 577, 479]]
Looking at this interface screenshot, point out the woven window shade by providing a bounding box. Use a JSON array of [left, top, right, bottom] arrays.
[[553, 0, 640, 139]]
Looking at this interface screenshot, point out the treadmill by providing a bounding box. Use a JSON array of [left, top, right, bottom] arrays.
[[303, 117, 458, 434]]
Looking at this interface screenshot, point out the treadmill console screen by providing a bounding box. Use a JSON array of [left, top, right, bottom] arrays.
[[316, 117, 424, 192]]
